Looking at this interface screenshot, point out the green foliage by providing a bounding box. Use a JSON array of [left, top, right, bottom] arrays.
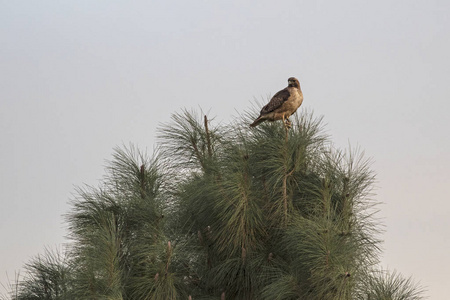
[[10, 248, 72, 300], [6, 109, 425, 300], [361, 269, 425, 300]]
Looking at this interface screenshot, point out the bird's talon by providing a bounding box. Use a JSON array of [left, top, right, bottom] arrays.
[[285, 119, 292, 129]]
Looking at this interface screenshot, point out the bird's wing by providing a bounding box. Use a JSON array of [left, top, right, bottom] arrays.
[[260, 88, 291, 114]]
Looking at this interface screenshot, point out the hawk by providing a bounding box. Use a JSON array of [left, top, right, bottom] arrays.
[[250, 77, 303, 128]]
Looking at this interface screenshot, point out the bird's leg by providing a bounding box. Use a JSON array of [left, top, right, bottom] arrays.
[[282, 115, 291, 129], [285, 118, 292, 129], [283, 115, 289, 142]]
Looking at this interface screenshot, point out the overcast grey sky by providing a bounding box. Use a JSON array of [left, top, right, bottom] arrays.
[[1, 1, 449, 298]]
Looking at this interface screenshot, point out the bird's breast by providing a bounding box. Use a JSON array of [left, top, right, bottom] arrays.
[[290, 89, 303, 108]]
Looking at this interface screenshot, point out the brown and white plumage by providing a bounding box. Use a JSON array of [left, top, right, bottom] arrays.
[[250, 77, 303, 128]]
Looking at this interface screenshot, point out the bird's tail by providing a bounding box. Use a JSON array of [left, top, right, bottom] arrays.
[[249, 117, 264, 127]]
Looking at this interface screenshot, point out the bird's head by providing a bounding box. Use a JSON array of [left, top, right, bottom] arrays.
[[288, 77, 300, 88]]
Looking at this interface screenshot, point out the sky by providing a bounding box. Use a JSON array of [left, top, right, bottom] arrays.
[[1, 0, 449, 298]]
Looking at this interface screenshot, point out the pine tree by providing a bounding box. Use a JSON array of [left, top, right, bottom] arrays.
[[5, 109, 425, 300], [158, 109, 380, 299]]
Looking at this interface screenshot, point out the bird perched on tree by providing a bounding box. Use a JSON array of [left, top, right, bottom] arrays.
[[250, 77, 303, 128]]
